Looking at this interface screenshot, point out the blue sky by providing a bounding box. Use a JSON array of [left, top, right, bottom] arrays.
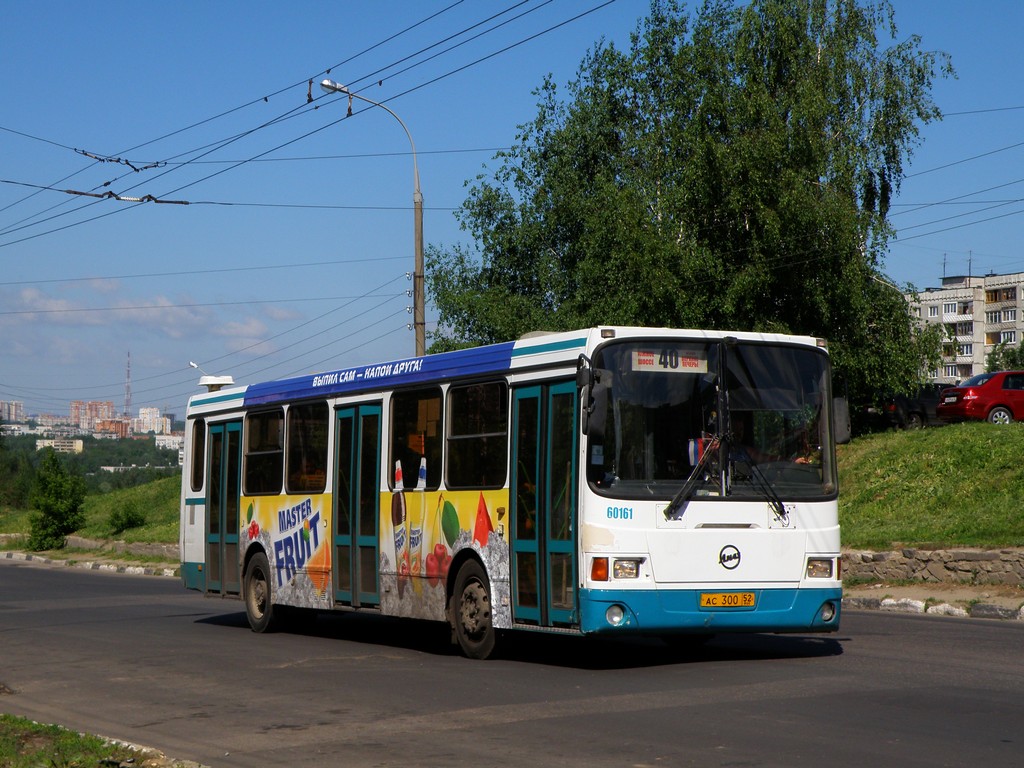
[[1, 1, 1021, 418]]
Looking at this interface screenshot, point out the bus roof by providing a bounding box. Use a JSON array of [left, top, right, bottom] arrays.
[[186, 327, 824, 413], [241, 329, 592, 407]]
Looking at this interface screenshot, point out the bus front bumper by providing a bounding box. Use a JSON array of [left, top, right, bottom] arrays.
[[578, 586, 842, 635]]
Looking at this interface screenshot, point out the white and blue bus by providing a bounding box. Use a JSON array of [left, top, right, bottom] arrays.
[[180, 326, 847, 658]]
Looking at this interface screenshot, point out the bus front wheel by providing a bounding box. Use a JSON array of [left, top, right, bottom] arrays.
[[244, 551, 279, 633], [450, 560, 496, 660]]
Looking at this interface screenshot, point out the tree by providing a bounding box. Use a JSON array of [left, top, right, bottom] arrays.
[[28, 449, 87, 551], [985, 343, 1024, 373], [0, 430, 35, 510], [426, 0, 950, 403]]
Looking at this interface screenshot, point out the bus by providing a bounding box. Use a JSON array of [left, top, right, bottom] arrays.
[[180, 326, 848, 659]]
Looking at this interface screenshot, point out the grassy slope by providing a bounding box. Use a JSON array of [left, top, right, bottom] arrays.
[[0, 475, 180, 544], [838, 422, 1024, 549], [3, 424, 1024, 552]]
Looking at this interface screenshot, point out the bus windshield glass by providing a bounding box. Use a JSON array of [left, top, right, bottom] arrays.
[[588, 339, 837, 500]]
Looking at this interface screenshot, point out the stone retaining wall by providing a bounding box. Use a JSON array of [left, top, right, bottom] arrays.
[[844, 548, 1024, 586]]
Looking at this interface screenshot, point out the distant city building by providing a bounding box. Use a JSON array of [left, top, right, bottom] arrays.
[[36, 413, 70, 429], [70, 400, 116, 430], [35, 438, 84, 454], [134, 406, 171, 435], [94, 418, 130, 439], [0, 400, 25, 423], [908, 272, 1024, 383], [155, 433, 184, 451]]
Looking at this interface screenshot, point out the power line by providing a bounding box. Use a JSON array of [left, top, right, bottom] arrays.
[[0, 255, 407, 286], [905, 139, 1024, 178], [0, 291, 406, 316], [0, 2, 618, 249]]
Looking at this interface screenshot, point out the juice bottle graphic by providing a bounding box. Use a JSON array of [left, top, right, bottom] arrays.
[[408, 457, 426, 574], [391, 461, 408, 574]]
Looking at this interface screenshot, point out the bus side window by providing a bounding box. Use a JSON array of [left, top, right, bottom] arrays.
[[446, 381, 508, 489], [390, 388, 442, 490], [245, 409, 284, 495], [189, 418, 205, 493], [286, 401, 328, 493]]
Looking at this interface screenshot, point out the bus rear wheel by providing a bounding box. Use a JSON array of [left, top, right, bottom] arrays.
[[450, 560, 496, 659], [244, 551, 279, 633]]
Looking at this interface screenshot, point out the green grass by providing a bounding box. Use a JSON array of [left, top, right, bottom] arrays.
[[839, 421, 1024, 549], [0, 713, 140, 767], [0, 475, 179, 544]]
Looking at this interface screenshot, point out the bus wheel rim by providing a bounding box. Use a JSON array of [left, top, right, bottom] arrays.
[[460, 581, 490, 637]]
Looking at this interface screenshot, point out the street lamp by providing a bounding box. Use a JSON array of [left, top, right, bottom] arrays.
[[320, 79, 425, 357]]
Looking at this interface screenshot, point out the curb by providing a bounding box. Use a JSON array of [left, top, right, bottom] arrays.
[[842, 595, 1024, 621], [1, 550, 179, 578]]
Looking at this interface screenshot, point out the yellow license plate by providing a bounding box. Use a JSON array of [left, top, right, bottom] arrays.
[[700, 592, 756, 608]]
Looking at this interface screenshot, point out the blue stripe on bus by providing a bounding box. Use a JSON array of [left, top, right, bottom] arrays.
[[577, 586, 842, 635], [243, 341, 520, 405]]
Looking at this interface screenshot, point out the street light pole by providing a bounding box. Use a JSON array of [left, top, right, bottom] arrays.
[[320, 79, 425, 357]]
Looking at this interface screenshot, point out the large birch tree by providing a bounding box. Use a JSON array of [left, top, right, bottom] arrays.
[[426, 0, 949, 402]]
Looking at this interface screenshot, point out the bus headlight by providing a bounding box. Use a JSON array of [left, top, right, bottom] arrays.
[[806, 558, 834, 579], [613, 559, 641, 579], [605, 604, 625, 625]]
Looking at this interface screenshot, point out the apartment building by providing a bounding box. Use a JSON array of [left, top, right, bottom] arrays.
[[35, 438, 84, 454], [909, 272, 1023, 384], [0, 400, 25, 423], [70, 400, 117, 430]]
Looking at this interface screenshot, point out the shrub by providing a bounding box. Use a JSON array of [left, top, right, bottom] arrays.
[[27, 450, 87, 551], [109, 500, 146, 535]]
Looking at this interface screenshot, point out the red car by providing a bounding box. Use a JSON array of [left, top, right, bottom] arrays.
[[936, 371, 1024, 424]]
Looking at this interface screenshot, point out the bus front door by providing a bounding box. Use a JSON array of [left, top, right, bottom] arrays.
[[206, 420, 242, 595], [333, 404, 382, 608], [511, 382, 578, 627]]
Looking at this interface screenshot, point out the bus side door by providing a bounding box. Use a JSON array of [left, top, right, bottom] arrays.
[[511, 381, 578, 627], [333, 404, 382, 608], [206, 420, 242, 595]]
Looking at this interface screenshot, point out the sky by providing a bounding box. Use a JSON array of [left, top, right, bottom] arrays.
[[1, 1, 1022, 419]]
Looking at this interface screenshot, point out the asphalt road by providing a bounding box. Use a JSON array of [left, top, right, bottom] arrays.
[[2, 559, 1023, 767]]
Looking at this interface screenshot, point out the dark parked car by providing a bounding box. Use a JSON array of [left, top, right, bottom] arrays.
[[883, 383, 946, 429], [936, 371, 1024, 424]]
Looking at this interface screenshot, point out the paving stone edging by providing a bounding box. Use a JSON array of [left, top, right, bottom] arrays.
[[1, 549, 179, 578], [841, 593, 1024, 620]]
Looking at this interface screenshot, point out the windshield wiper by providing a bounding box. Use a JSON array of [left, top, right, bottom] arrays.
[[731, 448, 788, 523], [663, 435, 720, 521]]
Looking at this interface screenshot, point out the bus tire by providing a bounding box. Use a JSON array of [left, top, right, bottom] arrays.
[[244, 551, 279, 633], [450, 559, 496, 660]]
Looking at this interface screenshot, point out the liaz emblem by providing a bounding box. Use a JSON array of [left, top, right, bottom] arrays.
[[718, 545, 741, 570]]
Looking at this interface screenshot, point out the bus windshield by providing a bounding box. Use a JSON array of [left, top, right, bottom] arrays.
[[587, 339, 837, 501]]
